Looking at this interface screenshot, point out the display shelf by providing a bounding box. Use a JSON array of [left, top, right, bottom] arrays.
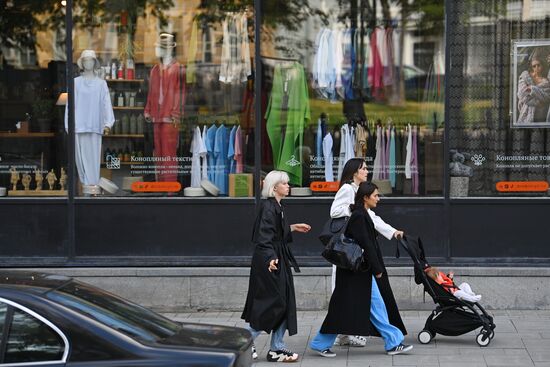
[[8, 190, 67, 196], [113, 107, 144, 110], [106, 79, 144, 83], [103, 134, 144, 138], [0, 132, 55, 138]]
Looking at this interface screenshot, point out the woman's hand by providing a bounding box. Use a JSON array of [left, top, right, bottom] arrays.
[[393, 230, 404, 239], [375, 273, 383, 279], [290, 223, 311, 233], [268, 259, 278, 272]]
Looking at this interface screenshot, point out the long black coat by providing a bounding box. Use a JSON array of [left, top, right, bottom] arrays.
[[241, 198, 300, 335], [320, 206, 407, 336]]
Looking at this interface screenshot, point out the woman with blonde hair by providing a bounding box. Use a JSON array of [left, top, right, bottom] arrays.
[[241, 170, 311, 363]]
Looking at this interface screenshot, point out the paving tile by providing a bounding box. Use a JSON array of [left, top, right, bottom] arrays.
[[162, 309, 550, 367]]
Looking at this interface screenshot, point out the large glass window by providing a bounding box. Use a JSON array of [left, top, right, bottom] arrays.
[[0, 2, 67, 197], [70, 0, 255, 198], [449, 0, 550, 197], [261, 0, 445, 197]]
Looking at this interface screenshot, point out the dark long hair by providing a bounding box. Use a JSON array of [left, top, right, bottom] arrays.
[[339, 158, 366, 188], [350, 182, 378, 212]]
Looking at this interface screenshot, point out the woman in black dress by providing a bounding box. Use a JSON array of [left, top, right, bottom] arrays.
[[309, 182, 412, 357], [241, 170, 311, 363]]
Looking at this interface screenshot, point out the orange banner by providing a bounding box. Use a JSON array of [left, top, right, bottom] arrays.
[[496, 181, 549, 192], [310, 181, 340, 192], [131, 181, 182, 192]]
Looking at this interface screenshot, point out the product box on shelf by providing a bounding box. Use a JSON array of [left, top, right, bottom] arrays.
[[228, 173, 253, 197]]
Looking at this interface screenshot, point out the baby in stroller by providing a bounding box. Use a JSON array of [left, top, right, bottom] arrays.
[[424, 266, 482, 303]]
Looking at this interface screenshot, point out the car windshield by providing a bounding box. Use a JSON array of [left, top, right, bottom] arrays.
[[46, 281, 181, 343]]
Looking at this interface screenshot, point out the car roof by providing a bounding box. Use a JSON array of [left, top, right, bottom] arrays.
[[0, 271, 73, 294]]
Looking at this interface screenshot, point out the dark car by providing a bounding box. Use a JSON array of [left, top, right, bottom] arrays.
[[0, 271, 253, 366]]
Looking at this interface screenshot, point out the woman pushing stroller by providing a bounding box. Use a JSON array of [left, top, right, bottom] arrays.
[[310, 181, 413, 357]]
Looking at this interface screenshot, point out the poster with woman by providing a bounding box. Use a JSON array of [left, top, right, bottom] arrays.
[[512, 40, 550, 128]]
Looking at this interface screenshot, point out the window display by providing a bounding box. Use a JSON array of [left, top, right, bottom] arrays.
[[69, 1, 256, 197], [448, 0, 550, 197], [0, 2, 67, 197], [261, 0, 445, 197]]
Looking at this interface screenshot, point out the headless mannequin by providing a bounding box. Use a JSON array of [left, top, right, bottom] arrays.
[[144, 35, 182, 182]]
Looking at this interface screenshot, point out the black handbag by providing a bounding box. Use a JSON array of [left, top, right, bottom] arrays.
[[318, 217, 348, 246], [321, 220, 368, 272]]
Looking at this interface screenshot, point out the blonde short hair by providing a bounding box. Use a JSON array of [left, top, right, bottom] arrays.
[[262, 170, 290, 198]]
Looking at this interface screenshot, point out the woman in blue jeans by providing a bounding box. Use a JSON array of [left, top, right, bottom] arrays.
[[310, 182, 412, 357]]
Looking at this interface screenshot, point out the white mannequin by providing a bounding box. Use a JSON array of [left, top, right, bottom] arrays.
[[81, 58, 111, 135], [66, 49, 115, 189], [145, 46, 176, 123]]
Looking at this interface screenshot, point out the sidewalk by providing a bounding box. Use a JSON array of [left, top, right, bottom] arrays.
[[162, 310, 550, 367]]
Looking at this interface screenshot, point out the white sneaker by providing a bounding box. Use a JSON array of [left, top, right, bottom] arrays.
[[251, 344, 258, 360], [347, 335, 367, 347]]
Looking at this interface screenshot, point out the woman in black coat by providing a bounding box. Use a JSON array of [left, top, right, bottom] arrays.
[[309, 182, 412, 357], [241, 170, 311, 363]]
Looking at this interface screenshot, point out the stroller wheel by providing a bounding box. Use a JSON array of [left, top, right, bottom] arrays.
[[488, 330, 495, 340], [418, 330, 433, 344], [476, 331, 491, 347]]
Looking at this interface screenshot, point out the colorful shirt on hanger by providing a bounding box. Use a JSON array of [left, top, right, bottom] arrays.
[[205, 125, 218, 182], [214, 124, 230, 195], [265, 62, 310, 186], [228, 125, 237, 174]]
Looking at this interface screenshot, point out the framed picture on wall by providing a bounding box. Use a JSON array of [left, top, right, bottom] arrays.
[[511, 39, 550, 128]]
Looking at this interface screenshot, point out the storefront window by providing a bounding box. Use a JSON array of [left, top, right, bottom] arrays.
[[261, 0, 445, 197], [70, 0, 255, 198], [0, 2, 67, 197], [449, 0, 550, 197]]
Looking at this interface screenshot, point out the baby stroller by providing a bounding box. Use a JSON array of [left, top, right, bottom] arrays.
[[397, 235, 496, 347]]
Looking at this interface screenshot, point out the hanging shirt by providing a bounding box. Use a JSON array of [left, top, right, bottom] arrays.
[[201, 125, 208, 180], [144, 60, 183, 123], [234, 126, 243, 173], [205, 125, 218, 181], [228, 125, 237, 174], [219, 13, 251, 84], [405, 124, 412, 179], [190, 126, 207, 188], [411, 126, 419, 195], [66, 76, 115, 134], [316, 118, 323, 166], [323, 133, 334, 182], [265, 62, 310, 185], [372, 126, 383, 180], [214, 124, 230, 195], [337, 124, 355, 179], [389, 127, 396, 187]]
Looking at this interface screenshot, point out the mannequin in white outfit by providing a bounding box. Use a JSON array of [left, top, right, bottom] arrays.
[[65, 49, 114, 191], [330, 158, 404, 347]]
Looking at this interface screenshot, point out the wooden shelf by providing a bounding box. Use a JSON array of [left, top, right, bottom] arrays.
[[103, 134, 144, 138], [113, 107, 144, 110], [106, 79, 144, 83], [8, 190, 67, 196], [0, 132, 55, 138]]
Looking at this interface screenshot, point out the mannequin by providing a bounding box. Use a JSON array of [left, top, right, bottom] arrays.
[[144, 33, 183, 182], [65, 49, 115, 191]]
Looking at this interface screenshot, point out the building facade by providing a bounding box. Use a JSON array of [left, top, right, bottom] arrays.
[[1, 0, 549, 267]]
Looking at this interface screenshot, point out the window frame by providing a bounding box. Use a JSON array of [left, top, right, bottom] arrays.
[[0, 297, 69, 366]]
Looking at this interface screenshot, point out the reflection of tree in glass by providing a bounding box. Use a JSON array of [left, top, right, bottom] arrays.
[[0, 0, 174, 61]]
